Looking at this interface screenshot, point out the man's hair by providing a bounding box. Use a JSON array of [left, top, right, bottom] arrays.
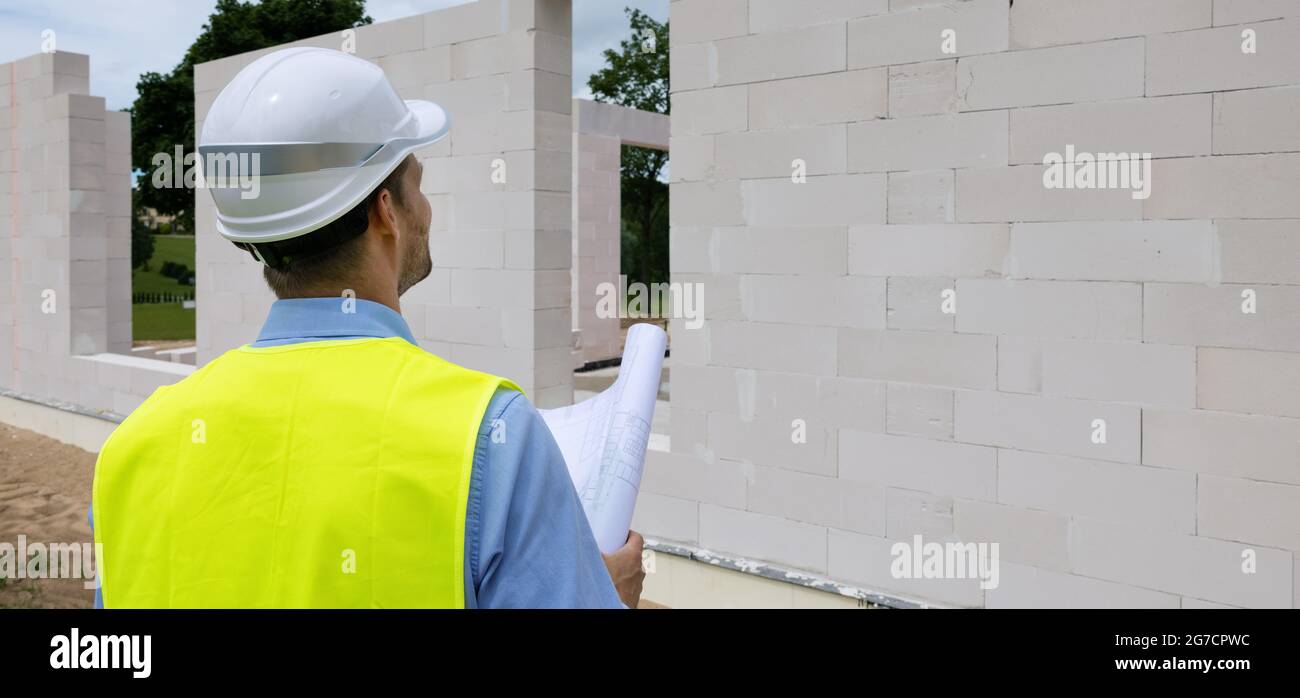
[[260, 156, 413, 298]]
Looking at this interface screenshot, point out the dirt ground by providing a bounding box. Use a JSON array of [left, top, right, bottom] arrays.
[[0, 421, 97, 608], [131, 339, 195, 351]]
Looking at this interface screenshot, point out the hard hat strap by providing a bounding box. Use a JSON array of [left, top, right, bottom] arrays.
[[239, 242, 285, 270]]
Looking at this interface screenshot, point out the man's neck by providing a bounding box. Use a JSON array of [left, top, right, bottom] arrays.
[[285, 286, 400, 315]]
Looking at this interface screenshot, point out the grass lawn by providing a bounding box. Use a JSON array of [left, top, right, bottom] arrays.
[[132, 303, 196, 341], [132, 235, 196, 341], [133, 235, 195, 295]]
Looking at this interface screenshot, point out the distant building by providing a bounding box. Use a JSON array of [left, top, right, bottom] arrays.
[[138, 207, 176, 230]]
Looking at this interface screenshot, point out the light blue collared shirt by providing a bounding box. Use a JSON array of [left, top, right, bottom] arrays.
[[93, 297, 622, 608]]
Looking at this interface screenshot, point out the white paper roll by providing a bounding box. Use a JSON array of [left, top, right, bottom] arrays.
[[539, 323, 667, 554]]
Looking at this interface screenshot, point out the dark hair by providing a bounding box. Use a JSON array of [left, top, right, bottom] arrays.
[[252, 156, 413, 298]]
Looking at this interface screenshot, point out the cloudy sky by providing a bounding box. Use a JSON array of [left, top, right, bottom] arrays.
[[0, 0, 668, 111]]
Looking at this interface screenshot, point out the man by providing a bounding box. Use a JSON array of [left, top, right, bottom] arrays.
[[90, 47, 644, 608]]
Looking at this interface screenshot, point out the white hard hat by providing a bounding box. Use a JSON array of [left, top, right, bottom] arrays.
[[199, 47, 449, 245]]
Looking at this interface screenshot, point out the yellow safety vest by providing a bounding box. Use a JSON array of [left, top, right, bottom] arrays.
[[91, 337, 519, 608]]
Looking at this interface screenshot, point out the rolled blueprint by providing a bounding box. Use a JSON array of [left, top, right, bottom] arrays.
[[539, 323, 667, 554]]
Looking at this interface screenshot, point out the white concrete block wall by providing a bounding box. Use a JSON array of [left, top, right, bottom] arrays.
[[658, 0, 1300, 607], [194, 0, 574, 406], [104, 110, 132, 354], [1, 52, 182, 417], [570, 98, 669, 365]]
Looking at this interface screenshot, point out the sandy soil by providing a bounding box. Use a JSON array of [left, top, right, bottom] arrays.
[[131, 339, 195, 351], [0, 421, 97, 608]]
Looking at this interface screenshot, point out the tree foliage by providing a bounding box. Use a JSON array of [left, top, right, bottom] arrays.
[[130, 190, 155, 272], [129, 0, 372, 233], [587, 9, 670, 287]]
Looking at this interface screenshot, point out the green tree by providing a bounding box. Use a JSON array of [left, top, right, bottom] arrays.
[[130, 188, 155, 271], [130, 0, 372, 234], [587, 8, 669, 289]]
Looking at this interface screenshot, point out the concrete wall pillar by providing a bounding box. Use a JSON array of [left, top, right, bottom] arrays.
[[194, 0, 576, 407], [1, 51, 175, 421], [1, 51, 133, 406], [570, 98, 669, 365], [571, 130, 621, 364]]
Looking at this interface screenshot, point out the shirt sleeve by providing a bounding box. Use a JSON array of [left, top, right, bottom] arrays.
[[467, 388, 624, 609], [88, 506, 103, 609]]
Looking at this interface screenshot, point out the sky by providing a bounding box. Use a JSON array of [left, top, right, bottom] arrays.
[[0, 0, 668, 111]]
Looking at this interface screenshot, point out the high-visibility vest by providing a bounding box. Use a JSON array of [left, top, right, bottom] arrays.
[[92, 337, 519, 608]]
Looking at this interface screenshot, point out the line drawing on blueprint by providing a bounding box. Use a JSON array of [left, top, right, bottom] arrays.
[[540, 323, 667, 553]]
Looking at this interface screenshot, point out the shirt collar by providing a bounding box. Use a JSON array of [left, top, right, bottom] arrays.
[[255, 297, 417, 345]]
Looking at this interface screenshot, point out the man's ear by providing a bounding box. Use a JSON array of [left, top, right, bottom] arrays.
[[369, 187, 401, 239]]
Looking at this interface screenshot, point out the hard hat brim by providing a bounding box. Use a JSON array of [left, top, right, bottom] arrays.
[[406, 99, 450, 145]]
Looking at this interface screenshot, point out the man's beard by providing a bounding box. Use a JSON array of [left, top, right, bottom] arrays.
[[396, 216, 432, 297]]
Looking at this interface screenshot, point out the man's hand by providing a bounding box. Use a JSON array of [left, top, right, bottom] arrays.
[[602, 530, 646, 608]]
